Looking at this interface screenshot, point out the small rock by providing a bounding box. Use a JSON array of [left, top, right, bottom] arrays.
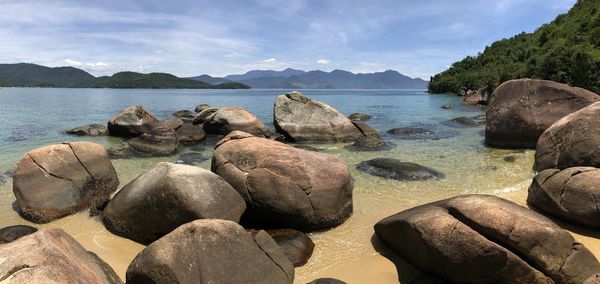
[[345, 136, 396, 152], [308, 278, 347, 284], [66, 124, 108, 136], [503, 155, 517, 162], [356, 158, 444, 181], [386, 127, 459, 140], [0, 225, 37, 244], [441, 103, 453, 109], [172, 110, 195, 119], [348, 113, 372, 121], [195, 104, 212, 113], [264, 228, 314, 267]]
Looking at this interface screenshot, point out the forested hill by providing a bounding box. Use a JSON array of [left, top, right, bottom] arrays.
[[0, 63, 249, 89], [428, 0, 600, 94]]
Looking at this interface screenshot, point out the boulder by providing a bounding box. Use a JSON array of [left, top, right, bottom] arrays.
[[356, 158, 444, 181], [528, 167, 600, 229], [348, 113, 372, 121], [13, 142, 119, 223], [126, 126, 178, 156], [351, 121, 379, 138], [66, 124, 108, 136], [126, 219, 294, 284], [192, 107, 218, 124], [157, 118, 183, 131], [107, 106, 159, 137], [535, 102, 600, 171], [176, 123, 206, 144], [0, 225, 37, 244], [103, 162, 246, 244], [212, 131, 353, 231], [441, 103, 453, 109], [265, 228, 314, 267], [195, 103, 212, 113], [203, 106, 269, 136], [375, 194, 600, 284], [486, 79, 599, 148], [462, 88, 488, 106], [273, 91, 362, 142], [0, 228, 122, 283], [172, 110, 195, 119]]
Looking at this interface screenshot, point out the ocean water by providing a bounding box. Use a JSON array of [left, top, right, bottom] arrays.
[[0, 88, 597, 283]]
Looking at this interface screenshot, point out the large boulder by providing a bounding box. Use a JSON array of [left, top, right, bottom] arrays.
[[0, 228, 122, 283], [203, 106, 268, 136], [212, 131, 353, 231], [0, 225, 37, 244], [528, 167, 600, 229], [535, 102, 600, 171], [107, 106, 159, 137], [486, 79, 599, 148], [126, 219, 294, 284], [273, 91, 362, 142], [126, 126, 178, 156], [103, 162, 245, 244], [13, 142, 119, 223], [375, 194, 600, 284], [357, 158, 444, 181], [66, 124, 108, 136]]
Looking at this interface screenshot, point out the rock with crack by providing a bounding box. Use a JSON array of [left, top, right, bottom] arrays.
[[126, 219, 294, 284], [273, 91, 363, 142], [535, 102, 600, 171], [528, 167, 600, 229], [211, 131, 353, 231], [203, 106, 269, 136], [102, 162, 246, 244], [375, 194, 600, 284], [0, 225, 37, 244], [13, 142, 119, 223], [107, 105, 159, 137], [486, 79, 600, 148], [0, 228, 122, 283]]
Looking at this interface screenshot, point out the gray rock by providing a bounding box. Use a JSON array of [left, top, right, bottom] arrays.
[[107, 106, 159, 137], [126, 126, 178, 156], [176, 123, 206, 144], [203, 106, 269, 136], [345, 136, 396, 152], [172, 110, 195, 119], [126, 219, 294, 284], [103, 163, 246, 244], [66, 124, 108, 136], [441, 103, 453, 109], [0, 225, 37, 244], [356, 158, 444, 181], [386, 127, 459, 140], [175, 152, 208, 165], [195, 103, 212, 113], [441, 116, 482, 128], [348, 113, 372, 121]]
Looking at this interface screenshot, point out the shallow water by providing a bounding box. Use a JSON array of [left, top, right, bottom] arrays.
[[0, 88, 598, 283]]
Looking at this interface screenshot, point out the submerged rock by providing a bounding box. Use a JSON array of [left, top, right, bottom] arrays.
[[66, 124, 108, 136], [126, 126, 178, 156], [375, 194, 600, 284], [126, 219, 294, 284], [348, 113, 372, 121], [441, 103, 453, 109], [13, 142, 119, 223], [107, 105, 159, 137], [175, 152, 208, 165], [212, 131, 353, 231], [441, 116, 482, 128], [264, 228, 314, 267], [0, 228, 122, 283], [528, 167, 600, 229], [386, 127, 458, 140], [486, 79, 600, 148], [535, 102, 600, 171], [0, 225, 37, 244], [345, 136, 396, 152], [273, 91, 362, 142], [103, 163, 246, 244], [356, 158, 444, 181]]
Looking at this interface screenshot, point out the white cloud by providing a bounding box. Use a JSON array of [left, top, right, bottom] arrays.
[[65, 59, 82, 66], [317, 59, 330, 65], [263, 58, 277, 63]]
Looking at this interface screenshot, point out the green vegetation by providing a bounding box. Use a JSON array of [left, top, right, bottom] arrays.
[[0, 63, 249, 89], [429, 0, 600, 94]]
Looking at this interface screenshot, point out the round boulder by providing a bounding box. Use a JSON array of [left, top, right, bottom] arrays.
[[66, 124, 108, 136], [126, 126, 178, 156], [212, 131, 353, 231], [528, 167, 600, 229], [356, 158, 444, 181], [126, 219, 294, 284], [274, 91, 362, 142], [375, 194, 600, 284], [486, 79, 599, 148], [0, 228, 122, 283], [13, 142, 119, 223], [203, 106, 268, 136], [535, 102, 600, 171], [107, 105, 159, 137], [195, 103, 212, 113], [103, 162, 246, 244]]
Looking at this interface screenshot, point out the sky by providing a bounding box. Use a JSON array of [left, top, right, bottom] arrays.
[[0, 0, 577, 79]]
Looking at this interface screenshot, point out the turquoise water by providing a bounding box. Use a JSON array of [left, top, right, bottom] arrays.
[[0, 88, 549, 283]]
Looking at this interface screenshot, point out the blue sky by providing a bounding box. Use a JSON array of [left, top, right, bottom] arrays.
[[0, 0, 576, 79]]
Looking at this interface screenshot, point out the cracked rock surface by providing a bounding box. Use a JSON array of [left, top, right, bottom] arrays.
[[0, 228, 122, 284], [126, 219, 294, 284], [273, 91, 363, 142], [102, 162, 246, 245], [486, 79, 599, 148], [211, 131, 353, 231], [375, 194, 600, 284], [13, 142, 119, 223], [535, 102, 600, 171], [528, 167, 600, 229]]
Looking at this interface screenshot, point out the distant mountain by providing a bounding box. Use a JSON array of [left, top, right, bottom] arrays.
[[224, 68, 306, 82], [225, 69, 428, 89], [0, 63, 249, 89], [186, 74, 232, 85]]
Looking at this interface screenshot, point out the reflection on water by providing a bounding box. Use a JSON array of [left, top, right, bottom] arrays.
[[0, 88, 597, 283]]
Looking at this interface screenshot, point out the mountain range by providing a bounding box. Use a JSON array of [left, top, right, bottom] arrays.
[[188, 68, 428, 89], [0, 63, 249, 89]]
